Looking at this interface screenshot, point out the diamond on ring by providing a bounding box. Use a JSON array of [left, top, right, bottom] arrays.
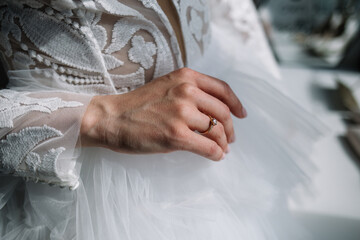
[[211, 118, 217, 126], [199, 115, 217, 134]]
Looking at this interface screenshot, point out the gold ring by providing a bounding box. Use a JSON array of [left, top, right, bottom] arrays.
[[200, 115, 217, 134]]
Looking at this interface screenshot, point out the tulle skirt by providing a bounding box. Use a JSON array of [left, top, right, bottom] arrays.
[[0, 25, 324, 240]]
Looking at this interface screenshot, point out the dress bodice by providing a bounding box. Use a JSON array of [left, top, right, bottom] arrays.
[[0, 0, 277, 188], [0, 0, 211, 94], [0, 1, 324, 239]]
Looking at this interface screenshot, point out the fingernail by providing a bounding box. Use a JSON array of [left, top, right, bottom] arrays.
[[221, 153, 226, 160], [225, 145, 230, 153], [242, 107, 247, 118], [230, 135, 236, 143]]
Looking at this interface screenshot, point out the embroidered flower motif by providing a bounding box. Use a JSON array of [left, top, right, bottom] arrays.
[[189, 9, 203, 42], [81, 10, 124, 70], [0, 1, 44, 56], [128, 35, 157, 70], [0, 125, 63, 174], [0, 125, 78, 188]]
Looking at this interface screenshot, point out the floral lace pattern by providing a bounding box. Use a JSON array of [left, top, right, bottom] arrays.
[[0, 89, 83, 128], [0, 125, 79, 189], [177, 0, 211, 66], [0, 0, 210, 94], [0, 90, 84, 188], [0, 0, 213, 188], [128, 35, 157, 70], [0, 0, 210, 187], [0, 0, 276, 189]]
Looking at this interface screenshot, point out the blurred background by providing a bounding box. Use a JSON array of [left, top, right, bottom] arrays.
[[255, 0, 360, 71], [252, 1, 360, 239]]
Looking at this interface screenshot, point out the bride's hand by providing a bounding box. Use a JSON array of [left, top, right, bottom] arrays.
[[80, 68, 246, 161]]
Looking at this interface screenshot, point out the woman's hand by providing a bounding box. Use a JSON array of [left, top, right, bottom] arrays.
[[80, 68, 246, 161]]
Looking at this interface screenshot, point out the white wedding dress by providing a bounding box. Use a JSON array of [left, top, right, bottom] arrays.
[[0, 0, 324, 239]]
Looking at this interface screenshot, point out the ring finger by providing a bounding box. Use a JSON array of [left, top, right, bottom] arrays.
[[185, 108, 228, 152], [192, 88, 235, 143]]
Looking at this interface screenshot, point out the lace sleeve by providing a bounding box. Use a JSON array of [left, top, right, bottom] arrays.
[[0, 88, 92, 189], [0, 0, 181, 189], [0, 0, 210, 189]]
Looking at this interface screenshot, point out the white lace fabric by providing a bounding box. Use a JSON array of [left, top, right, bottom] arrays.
[[0, 90, 91, 189], [0, 0, 277, 189], [0, 1, 325, 239], [0, 0, 212, 188], [0, 0, 212, 92]]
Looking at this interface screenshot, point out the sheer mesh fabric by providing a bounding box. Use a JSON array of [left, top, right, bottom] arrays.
[[0, 1, 323, 240], [0, 0, 275, 188], [0, 0, 210, 188]]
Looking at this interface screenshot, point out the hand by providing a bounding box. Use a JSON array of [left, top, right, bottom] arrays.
[[80, 68, 247, 161]]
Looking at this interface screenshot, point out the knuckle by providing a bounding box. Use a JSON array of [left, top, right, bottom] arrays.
[[176, 82, 196, 97], [221, 81, 232, 95], [224, 114, 231, 124], [176, 68, 198, 81], [212, 125, 224, 139], [208, 143, 219, 157], [177, 67, 193, 76], [216, 132, 227, 147], [221, 80, 230, 89], [217, 123, 225, 133], [216, 125, 227, 145], [226, 125, 235, 140], [223, 106, 231, 120]]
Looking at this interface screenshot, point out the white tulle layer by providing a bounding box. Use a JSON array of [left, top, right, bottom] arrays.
[[0, 26, 325, 240]]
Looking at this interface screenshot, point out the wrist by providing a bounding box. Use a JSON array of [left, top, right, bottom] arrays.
[[80, 95, 105, 147]]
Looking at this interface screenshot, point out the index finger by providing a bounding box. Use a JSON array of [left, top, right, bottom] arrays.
[[194, 72, 247, 119]]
